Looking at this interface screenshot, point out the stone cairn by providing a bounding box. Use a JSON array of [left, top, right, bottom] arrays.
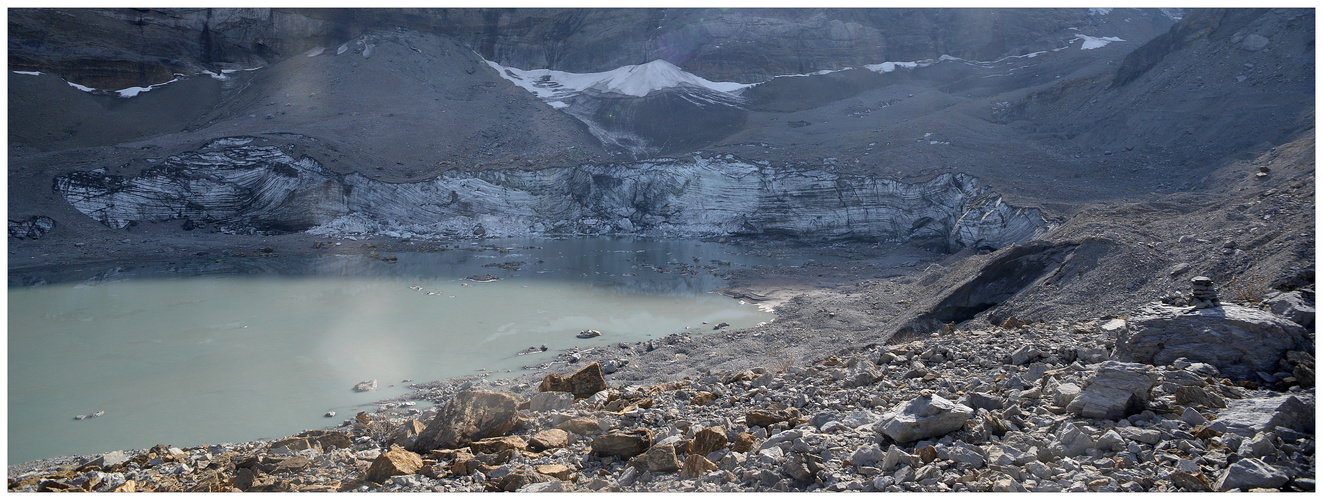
[[1191, 276, 1221, 308]]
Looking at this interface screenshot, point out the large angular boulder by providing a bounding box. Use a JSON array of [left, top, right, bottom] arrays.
[[410, 391, 520, 452], [638, 443, 680, 472], [1214, 457, 1290, 491], [1115, 303, 1308, 380], [746, 404, 803, 429], [590, 428, 654, 458], [691, 426, 729, 456], [365, 446, 423, 483], [1261, 290, 1314, 329], [539, 363, 608, 399], [528, 429, 570, 451], [875, 395, 974, 443], [1065, 361, 1158, 420], [1215, 395, 1314, 437]]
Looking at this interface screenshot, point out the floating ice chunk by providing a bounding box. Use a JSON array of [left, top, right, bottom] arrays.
[[1076, 34, 1125, 50], [13, 70, 42, 76]]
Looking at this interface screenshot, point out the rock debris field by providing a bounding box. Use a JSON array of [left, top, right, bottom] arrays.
[[9, 297, 1314, 492]]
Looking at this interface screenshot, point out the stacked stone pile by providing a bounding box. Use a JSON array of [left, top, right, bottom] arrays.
[[9, 313, 1315, 492], [1191, 276, 1220, 308]]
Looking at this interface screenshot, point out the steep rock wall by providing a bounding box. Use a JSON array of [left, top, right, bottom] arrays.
[[54, 138, 1048, 250]]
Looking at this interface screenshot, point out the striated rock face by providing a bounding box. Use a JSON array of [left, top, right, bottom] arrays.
[[54, 139, 1048, 250], [1114, 303, 1309, 380]]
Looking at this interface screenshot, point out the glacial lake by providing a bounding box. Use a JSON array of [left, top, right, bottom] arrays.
[[6, 237, 825, 464]]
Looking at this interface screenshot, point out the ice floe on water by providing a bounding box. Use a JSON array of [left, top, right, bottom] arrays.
[[1076, 34, 1125, 50]]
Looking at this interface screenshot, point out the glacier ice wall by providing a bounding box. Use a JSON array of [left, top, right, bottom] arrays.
[[54, 138, 1048, 250]]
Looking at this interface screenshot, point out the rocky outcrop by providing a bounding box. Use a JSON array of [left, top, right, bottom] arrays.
[[1113, 303, 1309, 380], [54, 139, 1048, 250]]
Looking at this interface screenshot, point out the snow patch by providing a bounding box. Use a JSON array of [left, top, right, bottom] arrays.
[[306, 47, 325, 57], [337, 44, 349, 55], [486, 59, 750, 100], [116, 77, 181, 98], [67, 81, 95, 92], [13, 71, 42, 76], [1076, 34, 1125, 50], [548, 101, 569, 109], [864, 61, 922, 74]]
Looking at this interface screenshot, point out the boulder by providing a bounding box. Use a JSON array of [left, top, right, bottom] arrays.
[[691, 426, 729, 456], [945, 441, 985, 468], [1115, 303, 1308, 380], [875, 395, 974, 442], [496, 470, 554, 492], [639, 443, 680, 472], [1174, 385, 1227, 409], [535, 464, 575, 480], [591, 428, 654, 458], [847, 443, 885, 467], [539, 363, 608, 399], [1009, 345, 1041, 365], [1216, 395, 1314, 436], [1214, 457, 1289, 491], [555, 417, 606, 436], [517, 480, 567, 493], [528, 392, 574, 412], [389, 420, 427, 449], [731, 432, 758, 453], [690, 391, 718, 406], [410, 391, 520, 452], [784, 453, 824, 484], [746, 405, 802, 429], [365, 446, 423, 483], [469, 436, 527, 454], [1262, 290, 1314, 329], [1095, 429, 1126, 452], [1065, 361, 1158, 420], [528, 429, 570, 451], [353, 379, 378, 392], [1051, 383, 1082, 408], [961, 392, 1004, 412], [840, 357, 884, 387], [680, 454, 719, 479], [1052, 423, 1095, 457], [269, 430, 353, 453]]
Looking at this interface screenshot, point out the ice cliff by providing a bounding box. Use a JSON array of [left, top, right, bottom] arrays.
[[55, 138, 1047, 251]]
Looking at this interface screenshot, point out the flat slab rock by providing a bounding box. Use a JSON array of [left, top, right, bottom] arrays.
[[1115, 303, 1308, 380]]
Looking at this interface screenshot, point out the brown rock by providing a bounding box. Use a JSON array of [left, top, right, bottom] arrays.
[[269, 430, 354, 453], [448, 450, 477, 476], [917, 445, 937, 464], [746, 405, 802, 428], [535, 464, 575, 480], [529, 429, 571, 451], [390, 420, 427, 448], [496, 470, 553, 492], [366, 446, 423, 483], [411, 391, 520, 452], [555, 417, 605, 435], [1175, 385, 1228, 409], [113, 480, 137, 493], [691, 391, 718, 406], [591, 428, 654, 458], [1170, 471, 1211, 492], [232, 469, 256, 492], [1192, 425, 1224, 440], [679, 454, 719, 479], [469, 436, 527, 454], [539, 362, 608, 399], [640, 443, 680, 472], [1001, 316, 1030, 329], [692, 426, 729, 456], [731, 432, 759, 453]]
